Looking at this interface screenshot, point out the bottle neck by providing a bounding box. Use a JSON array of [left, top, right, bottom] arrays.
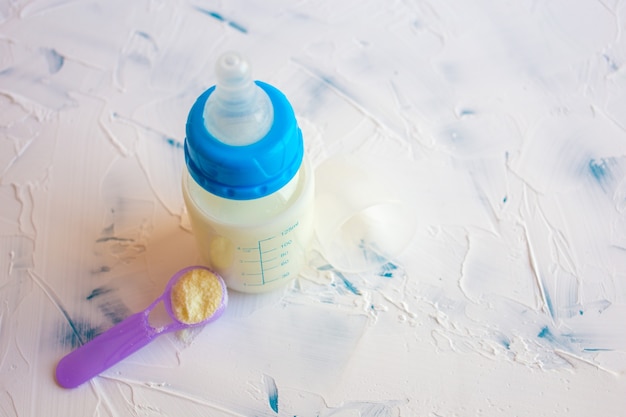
[[184, 82, 304, 200]]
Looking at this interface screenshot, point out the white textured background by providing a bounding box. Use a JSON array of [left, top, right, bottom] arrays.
[[1, 1, 625, 416]]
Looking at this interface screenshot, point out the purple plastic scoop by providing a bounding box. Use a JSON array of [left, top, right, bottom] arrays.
[[55, 266, 228, 389]]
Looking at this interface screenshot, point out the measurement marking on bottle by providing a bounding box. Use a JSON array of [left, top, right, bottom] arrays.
[[258, 235, 284, 285], [262, 264, 280, 271], [239, 246, 258, 253], [240, 221, 301, 286], [258, 238, 269, 284]]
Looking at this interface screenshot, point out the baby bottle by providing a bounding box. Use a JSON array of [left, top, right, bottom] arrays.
[[182, 52, 314, 293]]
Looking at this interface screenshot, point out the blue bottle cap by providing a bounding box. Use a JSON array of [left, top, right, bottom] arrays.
[[185, 81, 303, 200]]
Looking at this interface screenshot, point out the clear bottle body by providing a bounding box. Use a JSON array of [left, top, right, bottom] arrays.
[[182, 158, 314, 293]]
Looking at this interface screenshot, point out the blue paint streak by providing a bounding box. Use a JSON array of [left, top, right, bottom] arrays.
[[194, 7, 224, 21], [458, 109, 475, 117], [379, 262, 398, 278], [317, 264, 361, 295], [359, 240, 400, 278], [61, 318, 102, 349], [336, 271, 361, 295], [501, 338, 511, 350], [603, 54, 619, 71], [210, 12, 224, 21], [589, 158, 608, 182], [264, 375, 279, 413], [91, 265, 111, 274], [537, 326, 556, 343], [86, 286, 113, 300], [166, 137, 184, 149], [539, 285, 555, 319], [99, 300, 130, 325], [136, 31, 153, 41], [228, 21, 248, 33], [42, 47, 64, 74], [194, 7, 247, 33]]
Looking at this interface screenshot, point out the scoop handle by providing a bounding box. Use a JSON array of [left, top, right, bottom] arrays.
[[55, 311, 158, 388]]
